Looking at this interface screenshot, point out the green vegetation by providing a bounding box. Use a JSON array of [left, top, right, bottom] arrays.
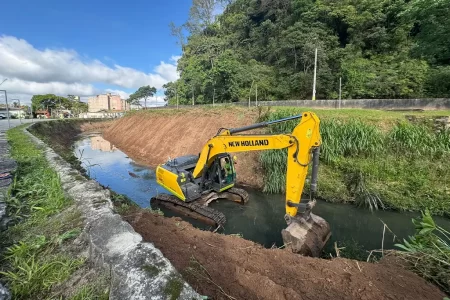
[[31, 94, 88, 114], [127, 85, 157, 108], [164, 274, 184, 300], [1, 125, 108, 299], [259, 109, 450, 215], [396, 210, 450, 294], [142, 265, 160, 277], [68, 278, 110, 300], [166, 0, 450, 103]]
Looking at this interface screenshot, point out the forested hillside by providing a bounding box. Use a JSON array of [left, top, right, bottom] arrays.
[[164, 0, 450, 104]]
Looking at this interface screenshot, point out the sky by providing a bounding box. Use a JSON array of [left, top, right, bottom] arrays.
[[0, 0, 192, 105]]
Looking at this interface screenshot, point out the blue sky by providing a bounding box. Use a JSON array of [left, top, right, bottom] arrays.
[[0, 0, 192, 104]]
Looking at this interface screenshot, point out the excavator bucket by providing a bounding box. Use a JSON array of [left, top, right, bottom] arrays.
[[281, 213, 331, 257]]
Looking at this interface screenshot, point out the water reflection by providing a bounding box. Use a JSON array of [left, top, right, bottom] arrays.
[[75, 134, 168, 207], [90, 136, 117, 152]]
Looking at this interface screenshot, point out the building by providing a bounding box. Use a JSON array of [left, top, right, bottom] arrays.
[[88, 93, 128, 112], [90, 136, 117, 152], [0, 107, 27, 118]]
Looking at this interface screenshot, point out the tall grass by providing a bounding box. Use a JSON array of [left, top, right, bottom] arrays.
[[1, 126, 86, 299], [389, 122, 450, 158], [259, 110, 450, 214], [395, 210, 450, 293], [260, 150, 287, 193], [320, 119, 384, 163]]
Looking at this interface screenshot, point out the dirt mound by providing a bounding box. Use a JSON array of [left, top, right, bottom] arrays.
[[124, 209, 445, 300], [103, 108, 264, 188]]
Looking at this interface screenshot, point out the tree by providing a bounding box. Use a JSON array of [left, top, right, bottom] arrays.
[[186, 0, 217, 34], [163, 82, 177, 103], [31, 94, 71, 113], [169, 22, 186, 47], [403, 0, 450, 64], [170, 0, 447, 102], [128, 86, 157, 108]]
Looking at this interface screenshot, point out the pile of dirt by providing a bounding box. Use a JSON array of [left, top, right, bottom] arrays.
[[103, 108, 265, 188], [124, 209, 445, 300]]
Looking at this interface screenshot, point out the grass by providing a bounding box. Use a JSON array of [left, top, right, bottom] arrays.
[[67, 276, 110, 300], [0, 125, 106, 299], [259, 109, 450, 215], [395, 210, 450, 294], [164, 273, 184, 300]]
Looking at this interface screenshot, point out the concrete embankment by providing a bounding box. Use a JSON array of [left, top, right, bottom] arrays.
[[25, 122, 201, 300]]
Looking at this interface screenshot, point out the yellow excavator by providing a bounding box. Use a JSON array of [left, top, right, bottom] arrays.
[[153, 112, 331, 256]]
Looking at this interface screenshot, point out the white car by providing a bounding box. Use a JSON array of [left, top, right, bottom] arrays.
[[0, 113, 6, 119]]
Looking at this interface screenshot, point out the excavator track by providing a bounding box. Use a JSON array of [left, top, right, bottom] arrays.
[[227, 187, 249, 204], [151, 193, 227, 227], [151, 188, 249, 227]]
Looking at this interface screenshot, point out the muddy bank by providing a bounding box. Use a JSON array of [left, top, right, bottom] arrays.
[[103, 108, 264, 188], [123, 208, 445, 300]]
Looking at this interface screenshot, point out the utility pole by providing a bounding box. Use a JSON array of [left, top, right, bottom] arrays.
[[176, 86, 179, 110], [249, 80, 254, 108], [0, 90, 11, 129], [255, 84, 258, 107], [339, 77, 342, 109], [312, 48, 318, 101]]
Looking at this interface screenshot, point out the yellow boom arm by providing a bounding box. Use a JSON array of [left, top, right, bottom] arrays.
[[192, 112, 321, 218]]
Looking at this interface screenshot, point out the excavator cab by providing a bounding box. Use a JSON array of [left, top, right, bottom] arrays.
[[206, 154, 236, 192]]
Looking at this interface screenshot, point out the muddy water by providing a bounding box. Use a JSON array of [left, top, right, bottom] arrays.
[[75, 134, 450, 253]]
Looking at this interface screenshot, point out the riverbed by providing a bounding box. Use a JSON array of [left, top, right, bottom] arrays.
[[74, 134, 450, 254]]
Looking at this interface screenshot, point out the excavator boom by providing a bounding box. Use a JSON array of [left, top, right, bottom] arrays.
[[192, 112, 321, 218]]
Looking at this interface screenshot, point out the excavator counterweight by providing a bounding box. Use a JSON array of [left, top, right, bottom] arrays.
[[153, 112, 331, 256]]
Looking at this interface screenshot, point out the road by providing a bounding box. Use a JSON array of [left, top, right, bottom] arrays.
[[0, 118, 46, 132]]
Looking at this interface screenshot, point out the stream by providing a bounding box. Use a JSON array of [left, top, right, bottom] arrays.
[[74, 134, 450, 254]]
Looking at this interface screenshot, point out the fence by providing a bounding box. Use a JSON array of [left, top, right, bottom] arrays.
[[160, 98, 450, 110]]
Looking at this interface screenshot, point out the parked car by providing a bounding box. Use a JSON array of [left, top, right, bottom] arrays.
[[0, 113, 6, 119]]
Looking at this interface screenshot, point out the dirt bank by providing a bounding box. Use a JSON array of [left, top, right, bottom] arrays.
[[103, 108, 265, 188], [123, 208, 445, 300]]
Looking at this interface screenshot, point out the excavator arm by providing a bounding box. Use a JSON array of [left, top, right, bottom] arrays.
[[192, 112, 321, 219]]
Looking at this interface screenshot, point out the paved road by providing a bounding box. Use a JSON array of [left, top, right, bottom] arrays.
[[0, 118, 46, 132]]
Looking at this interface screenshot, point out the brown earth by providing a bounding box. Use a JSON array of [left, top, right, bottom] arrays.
[[80, 120, 115, 132], [103, 108, 265, 188], [124, 208, 445, 300]]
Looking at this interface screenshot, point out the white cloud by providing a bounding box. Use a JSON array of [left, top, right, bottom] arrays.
[[0, 35, 180, 103], [105, 89, 130, 100], [2, 77, 96, 96]]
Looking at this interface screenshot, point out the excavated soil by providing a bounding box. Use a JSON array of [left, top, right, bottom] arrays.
[[103, 108, 264, 188], [124, 208, 445, 300]]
